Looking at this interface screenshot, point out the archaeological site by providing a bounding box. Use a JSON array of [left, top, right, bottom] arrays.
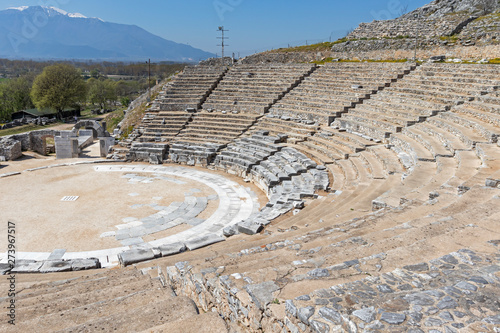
[[1, 0, 499, 332]]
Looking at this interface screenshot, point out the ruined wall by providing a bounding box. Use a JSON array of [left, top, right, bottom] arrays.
[[0, 129, 61, 160], [30, 130, 58, 155], [0, 138, 22, 161]]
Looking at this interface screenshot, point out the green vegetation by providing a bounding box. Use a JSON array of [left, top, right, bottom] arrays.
[[0, 123, 50, 137], [439, 36, 460, 42], [0, 75, 35, 121], [472, 12, 500, 21], [489, 58, 500, 64], [87, 78, 117, 110], [273, 42, 337, 53], [31, 64, 87, 120], [272, 35, 414, 54], [104, 108, 126, 133], [0, 60, 186, 123], [0, 58, 186, 80], [312, 58, 409, 65]]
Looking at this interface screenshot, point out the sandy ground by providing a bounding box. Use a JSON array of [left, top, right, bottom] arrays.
[[0, 142, 267, 253]]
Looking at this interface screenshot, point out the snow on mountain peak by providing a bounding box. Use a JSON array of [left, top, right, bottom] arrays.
[[7, 5, 88, 19], [6, 6, 29, 11]]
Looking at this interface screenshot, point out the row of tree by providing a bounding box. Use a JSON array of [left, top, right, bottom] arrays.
[[0, 58, 186, 80], [1, 63, 183, 122]]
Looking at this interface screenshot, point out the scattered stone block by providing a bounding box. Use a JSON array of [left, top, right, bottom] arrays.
[[0, 263, 12, 275], [238, 221, 264, 235], [245, 281, 280, 310]]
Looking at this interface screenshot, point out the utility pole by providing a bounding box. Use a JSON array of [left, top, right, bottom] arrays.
[[217, 26, 229, 65]]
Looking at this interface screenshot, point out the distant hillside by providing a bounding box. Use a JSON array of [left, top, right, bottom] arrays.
[[0, 6, 214, 62]]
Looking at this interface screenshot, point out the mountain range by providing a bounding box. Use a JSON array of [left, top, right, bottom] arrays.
[[0, 6, 214, 62]]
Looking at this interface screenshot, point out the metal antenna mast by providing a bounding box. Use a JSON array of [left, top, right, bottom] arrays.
[[217, 26, 229, 65]]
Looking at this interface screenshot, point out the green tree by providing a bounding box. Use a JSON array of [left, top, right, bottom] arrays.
[[120, 97, 131, 107], [31, 64, 87, 120], [87, 78, 117, 110], [0, 75, 35, 121]]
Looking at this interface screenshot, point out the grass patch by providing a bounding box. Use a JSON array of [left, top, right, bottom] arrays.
[[312, 58, 409, 65], [104, 109, 126, 133], [273, 41, 337, 53], [439, 36, 460, 42], [489, 58, 500, 64], [0, 123, 52, 137], [118, 89, 161, 141]]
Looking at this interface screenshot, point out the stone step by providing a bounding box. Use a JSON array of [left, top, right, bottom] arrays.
[[348, 107, 419, 127], [440, 110, 499, 143], [429, 116, 490, 148], [290, 142, 335, 165], [335, 115, 400, 140], [390, 132, 437, 163], [404, 156, 459, 201], [358, 150, 387, 180], [56, 297, 198, 332], [17, 275, 160, 320], [140, 312, 229, 333], [6, 268, 142, 303], [367, 145, 405, 175], [372, 160, 438, 209], [402, 126, 455, 158], [411, 122, 470, 153]]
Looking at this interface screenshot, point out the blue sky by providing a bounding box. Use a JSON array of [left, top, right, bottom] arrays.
[[1, 0, 430, 56]]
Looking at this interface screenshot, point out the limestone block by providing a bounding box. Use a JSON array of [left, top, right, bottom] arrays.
[[0, 138, 22, 161], [11, 261, 43, 273], [158, 242, 187, 257], [118, 248, 156, 266], [39, 260, 73, 273], [99, 137, 115, 157], [185, 234, 225, 251], [238, 220, 264, 235], [71, 258, 101, 271]]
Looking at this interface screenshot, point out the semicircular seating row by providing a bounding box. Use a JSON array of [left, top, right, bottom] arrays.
[[123, 62, 500, 270], [3, 63, 500, 331], [146, 65, 500, 333]]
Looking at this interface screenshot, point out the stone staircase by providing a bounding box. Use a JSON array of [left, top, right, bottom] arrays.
[[202, 63, 317, 114], [174, 111, 261, 146], [333, 63, 500, 142], [268, 62, 416, 125], [152, 65, 228, 112]]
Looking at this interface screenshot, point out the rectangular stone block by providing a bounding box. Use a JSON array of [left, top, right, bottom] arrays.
[[158, 242, 187, 257], [185, 234, 225, 251], [118, 248, 156, 266]]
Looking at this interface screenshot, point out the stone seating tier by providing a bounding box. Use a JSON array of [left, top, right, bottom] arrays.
[[202, 63, 316, 114], [267, 62, 416, 126], [0, 266, 229, 332], [151, 65, 227, 112], [248, 115, 319, 142]]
